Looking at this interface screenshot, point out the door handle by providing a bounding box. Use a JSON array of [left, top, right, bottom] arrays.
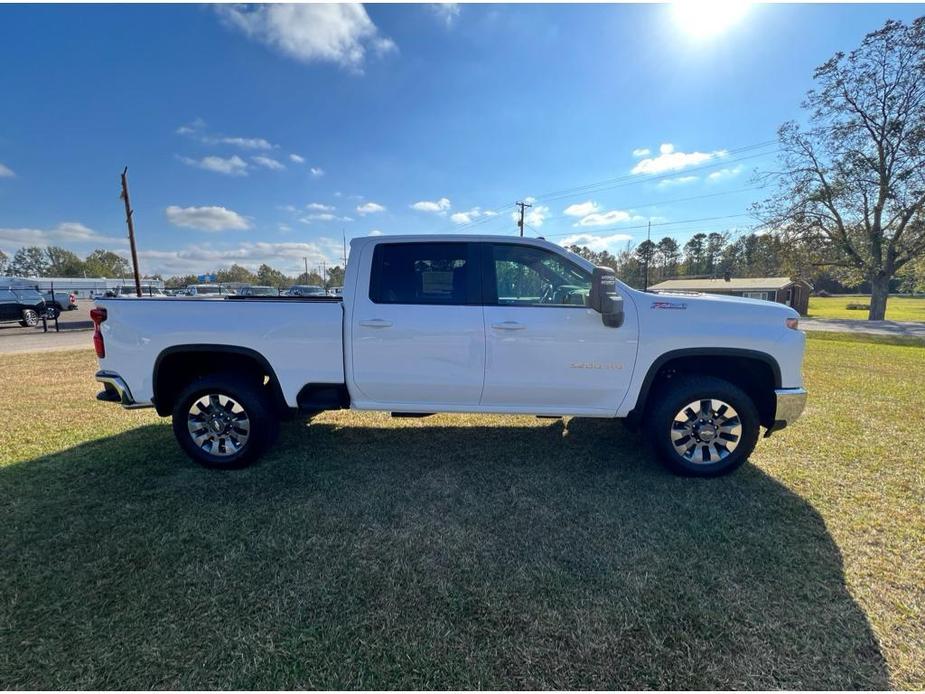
[[360, 318, 393, 328], [491, 321, 526, 331]]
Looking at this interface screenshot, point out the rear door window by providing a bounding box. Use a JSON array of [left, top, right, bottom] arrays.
[[369, 243, 478, 305]]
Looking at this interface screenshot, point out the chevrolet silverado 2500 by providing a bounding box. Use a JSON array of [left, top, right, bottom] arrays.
[[93, 235, 807, 476]]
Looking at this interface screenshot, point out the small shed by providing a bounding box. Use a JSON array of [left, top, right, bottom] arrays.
[[648, 276, 812, 316]]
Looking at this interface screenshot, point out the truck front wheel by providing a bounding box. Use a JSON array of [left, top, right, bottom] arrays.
[[647, 375, 760, 477], [171, 374, 278, 469]]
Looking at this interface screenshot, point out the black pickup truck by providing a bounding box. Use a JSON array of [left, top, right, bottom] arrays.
[[0, 284, 55, 327]]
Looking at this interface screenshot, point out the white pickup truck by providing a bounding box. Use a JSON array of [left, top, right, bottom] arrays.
[[93, 235, 807, 476]]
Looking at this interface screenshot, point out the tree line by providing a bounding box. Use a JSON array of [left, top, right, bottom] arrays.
[[162, 263, 346, 291], [0, 246, 132, 280], [0, 245, 347, 291], [569, 230, 925, 294], [2, 231, 921, 297]]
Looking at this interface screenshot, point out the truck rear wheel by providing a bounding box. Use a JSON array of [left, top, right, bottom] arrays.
[[171, 374, 278, 469], [647, 375, 759, 477]]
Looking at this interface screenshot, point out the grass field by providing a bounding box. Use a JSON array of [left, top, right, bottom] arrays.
[[1, 341, 923, 689], [808, 294, 925, 321]]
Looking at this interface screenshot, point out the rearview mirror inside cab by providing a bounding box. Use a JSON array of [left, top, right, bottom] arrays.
[[589, 266, 624, 328]]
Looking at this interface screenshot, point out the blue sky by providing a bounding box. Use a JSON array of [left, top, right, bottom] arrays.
[[0, 2, 921, 277]]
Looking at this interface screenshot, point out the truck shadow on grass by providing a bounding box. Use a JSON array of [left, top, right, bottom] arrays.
[[1, 416, 888, 689]]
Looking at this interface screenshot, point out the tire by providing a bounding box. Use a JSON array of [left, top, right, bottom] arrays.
[[19, 309, 39, 327], [646, 375, 760, 477], [171, 373, 279, 469]]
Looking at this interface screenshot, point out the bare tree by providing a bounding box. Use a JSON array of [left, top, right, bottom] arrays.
[[757, 18, 925, 320]]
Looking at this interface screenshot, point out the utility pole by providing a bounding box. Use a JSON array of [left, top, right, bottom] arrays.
[[515, 200, 532, 237], [303, 256, 309, 282], [643, 219, 651, 292], [119, 167, 142, 297], [321, 259, 327, 287], [342, 230, 348, 268]]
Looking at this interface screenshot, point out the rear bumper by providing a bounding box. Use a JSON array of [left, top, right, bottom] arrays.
[[765, 387, 808, 436], [95, 370, 151, 409]]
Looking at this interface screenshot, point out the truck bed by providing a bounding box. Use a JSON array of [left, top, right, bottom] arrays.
[[96, 296, 345, 407]]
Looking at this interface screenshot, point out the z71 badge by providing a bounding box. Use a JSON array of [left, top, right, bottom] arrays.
[[651, 301, 687, 310]]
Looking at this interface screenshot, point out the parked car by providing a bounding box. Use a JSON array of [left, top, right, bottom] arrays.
[[93, 234, 807, 476], [105, 286, 165, 298], [0, 286, 53, 327], [185, 284, 232, 297], [237, 285, 279, 297], [43, 291, 78, 312], [328, 286, 343, 297], [286, 284, 326, 297]]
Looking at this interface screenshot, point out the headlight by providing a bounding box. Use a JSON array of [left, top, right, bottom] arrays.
[[785, 317, 799, 330]]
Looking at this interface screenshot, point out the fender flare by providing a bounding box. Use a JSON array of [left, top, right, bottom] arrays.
[[627, 347, 782, 419]]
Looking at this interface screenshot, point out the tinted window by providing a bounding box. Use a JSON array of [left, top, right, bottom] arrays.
[[488, 244, 591, 307], [370, 243, 474, 305], [12, 288, 43, 303], [0, 290, 16, 302]]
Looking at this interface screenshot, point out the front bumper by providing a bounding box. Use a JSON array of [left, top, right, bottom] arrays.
[[95, 370, 151, 409], [765, 387, 808, 436]]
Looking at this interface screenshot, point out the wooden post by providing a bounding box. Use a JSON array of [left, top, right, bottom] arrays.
[[120, 167, 143, 297]]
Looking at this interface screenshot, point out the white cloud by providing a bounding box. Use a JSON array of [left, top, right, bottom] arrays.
[[631, 143, 726, 175], [632, 148, 650, 158], [707, 165, 743, 182], [411, 197, 451, 213], [0, 222, 124, 248], [574, 209, 641, 227], [431, 3, 460, 26], [369, 230, 384, 236], [0, 162, 16, 178], [560, 232, 634, 253], [278, 223, 292, 233], [310, 167, 325, 177], [450, 206, 498, 224], [251, 155, 286, 171], [657, 175, 699, 188], [357, 201, 385, 215], [563, 201, 600, 217], [176, 118, 206, 135], [217, 4, 396, 72], [176, 120, 276, 150], [289, 153, 306, 164], [177, 154, 249, 176], [306, 203, 335, 212], [165, 205, 251, 232], [216, 136, 275, 150], [298, 212, 353, 224]]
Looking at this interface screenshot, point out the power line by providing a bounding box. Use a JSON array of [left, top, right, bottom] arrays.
[[541, 213, 754, 239], [535, 149, 778, 205], [529, 140, 779, 204], [536, 184, 768, 226]]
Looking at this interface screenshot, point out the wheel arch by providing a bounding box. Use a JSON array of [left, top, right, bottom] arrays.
[[152, 344, 288, 417], [629, 348, 781, 429]]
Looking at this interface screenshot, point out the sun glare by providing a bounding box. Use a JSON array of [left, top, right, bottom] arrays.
[[671, 0, 751, 39]]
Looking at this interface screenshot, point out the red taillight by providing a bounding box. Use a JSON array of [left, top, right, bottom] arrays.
[[90, 307, 107, 358]]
